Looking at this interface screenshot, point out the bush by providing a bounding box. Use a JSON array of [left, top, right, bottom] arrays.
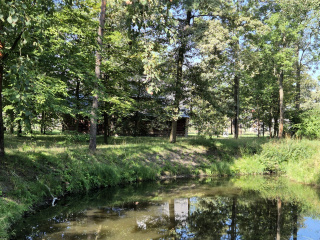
[[296, 107, 320, 139]]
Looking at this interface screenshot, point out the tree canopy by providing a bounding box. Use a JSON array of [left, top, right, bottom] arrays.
[[0, 0, 319, 154]]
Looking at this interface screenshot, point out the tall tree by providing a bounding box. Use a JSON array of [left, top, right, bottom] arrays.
[[169, 10, 192, 143], [89, 0, 106, 151]]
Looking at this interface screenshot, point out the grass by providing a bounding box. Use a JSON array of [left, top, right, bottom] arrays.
[[1, 132, 320, 239]]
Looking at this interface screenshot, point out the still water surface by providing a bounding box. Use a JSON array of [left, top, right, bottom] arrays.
[[13, 176, 320, 239]]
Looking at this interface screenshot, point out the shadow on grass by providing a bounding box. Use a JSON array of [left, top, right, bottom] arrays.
[[2, 134, 270, 187], [187, 136, 268, 160]]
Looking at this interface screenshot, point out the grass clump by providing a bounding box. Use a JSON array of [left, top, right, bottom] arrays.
[[256, 139, 315, 172], [232, 138, 320, 183]]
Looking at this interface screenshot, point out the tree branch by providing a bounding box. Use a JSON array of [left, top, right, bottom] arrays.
[[2, 29, 25, 62]]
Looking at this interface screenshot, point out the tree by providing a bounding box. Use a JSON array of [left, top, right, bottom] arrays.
[[169, 9, 192, 143], [0, 20, 4, 155], [89, 0, 106, 151], [0, 0, 56, 155]]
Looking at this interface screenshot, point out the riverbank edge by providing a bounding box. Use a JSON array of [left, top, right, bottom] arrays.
[[1, 137, 320, 239]]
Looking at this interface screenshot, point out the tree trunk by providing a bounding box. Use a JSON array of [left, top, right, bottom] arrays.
[[295, 44, 301, 111], [170, 10, 191, 143], [274, 115, 278, 138], [257, 118, 260, 138], [269, 120, 272, 138], [134, 83, 141, 137], [169, 43, 183, 143], [279, 70, 284, 138], [89, 0, 106, 151], [185, 118, 189, 137], [41, 111, 46, 135], [103, 111, 109, 144], [234, 75, 239, 139], [169, 120, 178, 143], [0, 23, 5, 156], [269, 107, 273, 138], [17, 120, 22, 137], [231, 118, 233, 135], [257, 106, 260, 138], [134, 111, 139, 136], [75, 79, 80, 132], [9, 110, 14, 134]]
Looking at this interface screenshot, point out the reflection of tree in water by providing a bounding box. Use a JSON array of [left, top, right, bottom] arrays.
[[187, 195, 302, 240], [128, 194, 303, 240], [188, 197, 230, 239]]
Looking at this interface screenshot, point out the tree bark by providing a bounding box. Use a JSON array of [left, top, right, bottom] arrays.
[[134, 82, 141, 137], [103, 111, 109, 144], [274, 115, 278, 138], [0, 23, 5, 156], [9, 110, 14, 134], [17, 120, 22, 137], [279, 70, 284, 138], [295, 44, 301, 111], [269, 106, 273, 138], [234, 75, 239, 139], [89, 0, 106, 151], [170, 120, 178, 143], [41, 111, 46, 134], [257, 104, 260, 138], [170, 10, 191, 143], [75, 79, 80, 132]]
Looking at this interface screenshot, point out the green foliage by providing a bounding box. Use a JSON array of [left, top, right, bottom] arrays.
[[296, 107, 320, 139], [0, 197, 26, 239], [233, 139, 318, 176]]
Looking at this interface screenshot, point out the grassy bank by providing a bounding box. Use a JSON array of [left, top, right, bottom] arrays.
[[1, 133, 320, 238]]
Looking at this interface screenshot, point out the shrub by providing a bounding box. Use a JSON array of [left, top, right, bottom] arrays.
[[296, 107, 320, 139]]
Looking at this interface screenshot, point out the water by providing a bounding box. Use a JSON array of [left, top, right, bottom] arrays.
[[12, 176, 320, 239]]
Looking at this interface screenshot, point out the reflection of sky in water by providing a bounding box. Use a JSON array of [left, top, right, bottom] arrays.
[[189, 197, 197, 215], [297, 217, 320, 240]]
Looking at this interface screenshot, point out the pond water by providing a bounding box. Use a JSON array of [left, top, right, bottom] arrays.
[[13, 176, 320, 239]]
